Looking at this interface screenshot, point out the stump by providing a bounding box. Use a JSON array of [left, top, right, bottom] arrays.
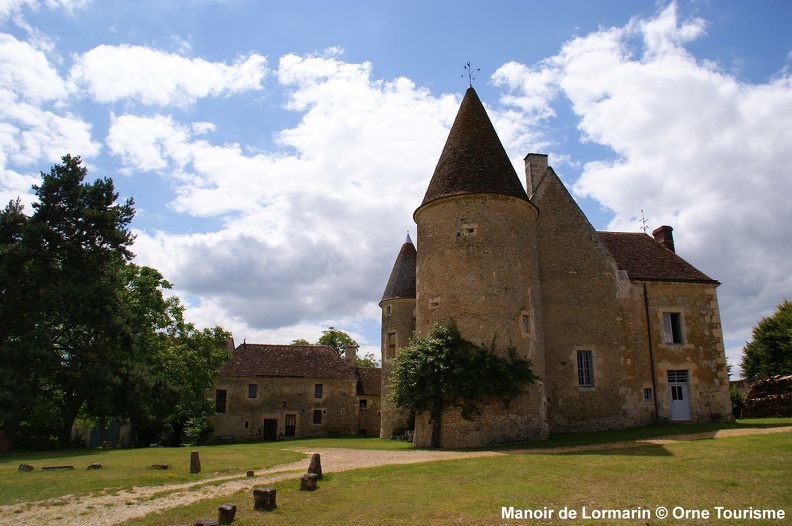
[[308, 453, 322, 479], [300, 473, 319, 491], [87, 463, 103, 470], [253, 487, 277, 511], [246, 470, 254, 477], [18, 464, 34, 472], [218, 503, 237, 524], [190, 450, 201, 474]]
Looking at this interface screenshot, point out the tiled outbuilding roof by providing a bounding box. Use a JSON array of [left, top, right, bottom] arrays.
[[419, 86, 530, 207], [380, 234, 416, 303], [597, 232, 718, 284], [219, 344, 358, 380], [356, 367, 381, 396]]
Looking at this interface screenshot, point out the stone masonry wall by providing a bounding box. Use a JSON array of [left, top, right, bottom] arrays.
[[379, 297, 415, 438], [209, 376, 358, 442]]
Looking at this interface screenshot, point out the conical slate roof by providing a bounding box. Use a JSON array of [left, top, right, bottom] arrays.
[[380, 234, 416, 304], [419, 86, 530, 207]]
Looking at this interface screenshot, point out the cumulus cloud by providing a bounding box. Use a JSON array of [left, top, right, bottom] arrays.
[[493, 2, 792, 373], [69, 45, 268, 106], [0, 0, 89, 20], [116, 54, 464, 346]]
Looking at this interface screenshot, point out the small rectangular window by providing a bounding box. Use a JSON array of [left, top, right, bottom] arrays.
[[662, 312, 684, 344], [521, 314, 530, 334], [313, 409, 322, 424], [643, 388, 653, 402], [248, 384, 257, 398], [215, 389, 227, 413], [385, 305, 391, 315], [577, 351, 594, 387], [387, 332, 397, 359], [359, 399, 368, 411], [314, 383, 323, 399]]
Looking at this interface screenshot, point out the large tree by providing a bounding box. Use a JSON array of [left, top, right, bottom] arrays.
[[387, 321, 538, 448], [317, 326, 359, 357], [741, 300, 792, 379]]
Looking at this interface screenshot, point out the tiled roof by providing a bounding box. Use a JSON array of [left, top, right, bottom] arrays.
[[356, 367, 382, 396], [419, 86, 530, 207], [219, 344, 358, 380], [380, 237, 416, 303], [597, 232, 718, 284]]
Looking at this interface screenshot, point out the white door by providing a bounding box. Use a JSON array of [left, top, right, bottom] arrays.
[[668, 370, 691, 421]]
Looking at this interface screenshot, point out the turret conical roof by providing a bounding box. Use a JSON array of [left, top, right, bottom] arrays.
[[380, 234, 416, 304], [419, 86, 530, 207]]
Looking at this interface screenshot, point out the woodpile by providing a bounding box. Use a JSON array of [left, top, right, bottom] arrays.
[[741, 375, 792, 418]]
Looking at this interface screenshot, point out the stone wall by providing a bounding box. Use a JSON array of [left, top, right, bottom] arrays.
[[413, 193, 548, 447], [209, 376, 358, 442], [379, 297, 415, 438]]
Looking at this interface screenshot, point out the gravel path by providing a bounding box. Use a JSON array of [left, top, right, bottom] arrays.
[[2, 426, 789, 526]]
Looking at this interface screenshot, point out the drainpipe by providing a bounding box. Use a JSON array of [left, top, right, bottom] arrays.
[[643, 283, 660, 422]]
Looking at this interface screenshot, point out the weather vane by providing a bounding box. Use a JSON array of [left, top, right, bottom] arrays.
[[639, 209, 649, 233], [462, 61, 480, 86]]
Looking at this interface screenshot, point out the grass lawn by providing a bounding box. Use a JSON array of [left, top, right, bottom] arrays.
[[123, 430, 792, 526], [1, 419, 789, 525]]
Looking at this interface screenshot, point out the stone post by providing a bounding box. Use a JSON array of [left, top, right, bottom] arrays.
[[253, 487, 277, 511], [218, 503, 237, 524], [190, 451, 201, 474], [300, 473, 319, 491], [308, 453, 322, 479]]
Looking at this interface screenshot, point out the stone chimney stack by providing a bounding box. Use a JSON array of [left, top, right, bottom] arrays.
[[524, 153, 548, 198], [344, 346, 358, 368], [652, 225, 675, 253], [225, 337, 235, 352]]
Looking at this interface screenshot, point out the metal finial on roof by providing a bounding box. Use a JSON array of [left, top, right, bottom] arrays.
[[462, 61, 480, 86], [640, 209, 649, 233], [405, 232, 413, 244]]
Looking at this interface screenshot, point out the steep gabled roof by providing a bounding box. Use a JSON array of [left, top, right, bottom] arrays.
[[380, 234, 416, 304], [597, 232, 718, 284], [356, 367, 382, 396], [219, 344, 358, 380], [419, 86, 530, 207]]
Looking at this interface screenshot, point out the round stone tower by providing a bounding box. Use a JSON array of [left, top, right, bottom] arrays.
[[412, 86, 548, 447], [379, 234, 416, 438]]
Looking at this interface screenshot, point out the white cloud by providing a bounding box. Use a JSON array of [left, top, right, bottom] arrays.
[[492, 2, 792, 375], [0, 33, 67, 101], [0, 0, 89, 20], [69, 45, 268, 106]]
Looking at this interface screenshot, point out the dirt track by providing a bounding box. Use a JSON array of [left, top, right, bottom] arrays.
[[2, 426, 789, 526]]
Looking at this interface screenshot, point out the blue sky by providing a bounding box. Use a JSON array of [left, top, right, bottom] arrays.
[[2, 0, 791, 376]]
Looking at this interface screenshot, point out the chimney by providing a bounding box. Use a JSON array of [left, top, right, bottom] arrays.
[[225, 336, 235, 352], [344, 346, 358, 368], [652, 225, 675, 253], [524, 153, 548, 197]]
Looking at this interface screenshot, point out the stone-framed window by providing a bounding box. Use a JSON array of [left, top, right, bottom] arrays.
[[385, 305, 392, 315], [215, 389, 227, 413], [312, 409, 323, 425], [248, 384, 257, 398], [314, 383, 323, 399], [662, 312, 684, 344], [386, 332, 397, 359], [577, 350, 594, 387], [644, 388, 653, 402], [360, 399, 368, 411]]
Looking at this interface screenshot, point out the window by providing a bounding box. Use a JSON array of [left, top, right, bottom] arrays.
[[248, 384, 257, 398], [662, 312, 684, 344], [313, 409, 322, 425], [521, 313, 531, 334], [387, 332, 397, 359], [215, 389, 227, 413], [359, 399, 368, 411], [385, 305, 391, 315], [314, 383, 323, 399], [643, 388, 653, 402], [577, 351, 594, 387]]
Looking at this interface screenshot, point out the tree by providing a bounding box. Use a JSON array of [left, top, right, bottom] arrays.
[[356, 352, 378, 368], [740, 300, 792, 379], [114, 264, 231, 445], [291, 338, 311, 346], [387, 320, 538, 448], [317, 326, 358, 357]]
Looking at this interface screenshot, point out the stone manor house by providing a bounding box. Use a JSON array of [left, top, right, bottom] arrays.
[[378, 86, 732, 448]]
